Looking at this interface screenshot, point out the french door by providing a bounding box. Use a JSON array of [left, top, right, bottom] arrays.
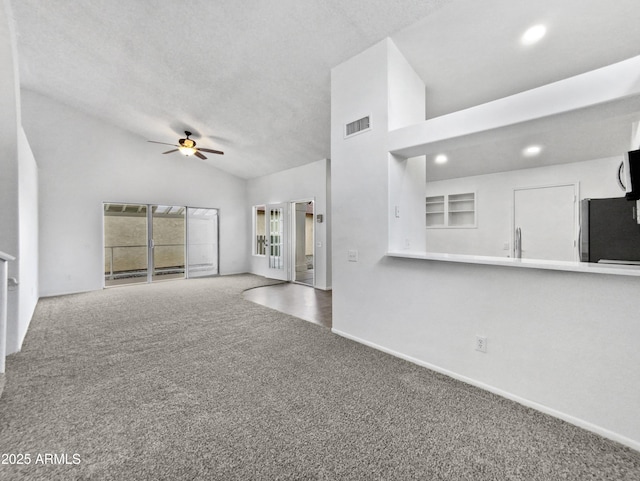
[[265, 203, 289, 281], [104, 203, 218, 286]]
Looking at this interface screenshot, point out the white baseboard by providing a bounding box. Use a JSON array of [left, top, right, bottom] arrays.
[[331, 328, 640, 453]]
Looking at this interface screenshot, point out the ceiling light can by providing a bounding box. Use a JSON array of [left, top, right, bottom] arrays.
[[523, 145, 542, 157], [521, 24, 547, 45]]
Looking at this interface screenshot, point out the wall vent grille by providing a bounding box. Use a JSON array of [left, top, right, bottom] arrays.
[[345, 116, 371, 138]]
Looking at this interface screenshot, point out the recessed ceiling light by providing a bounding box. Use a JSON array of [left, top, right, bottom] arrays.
[[523, 145, 542, 157], [435, 154, 448, 164], [521, 24, 547, 46]]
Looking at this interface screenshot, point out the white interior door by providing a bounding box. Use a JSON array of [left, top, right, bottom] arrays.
[[266, 203, 289, 280], [514, 184, 577, 261]]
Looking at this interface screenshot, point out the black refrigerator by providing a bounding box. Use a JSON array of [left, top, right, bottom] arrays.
[[580, 197, 640, 263]]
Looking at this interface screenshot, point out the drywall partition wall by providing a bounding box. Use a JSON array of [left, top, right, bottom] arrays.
[[332, 38, 391, 338], [0, 2, 20, 263], [386, 41, 427, 254], [389, 155, 426, 253], [0, 1, 35, 357], [331, 39, 640, 449], [246, 158, 331, 290], [0, 0, 19, 358], [22, 90, 248, 297], [15, 127, 38, 353], [387, 39, 425, 131], [425, 156, 623, 257]]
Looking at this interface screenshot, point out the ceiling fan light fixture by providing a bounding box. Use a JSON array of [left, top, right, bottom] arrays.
[[178, 146, 197, 156], [148, 129, 223, 159]]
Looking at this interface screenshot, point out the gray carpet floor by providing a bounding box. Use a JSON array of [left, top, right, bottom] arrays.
[[0, 274, 639, 480]]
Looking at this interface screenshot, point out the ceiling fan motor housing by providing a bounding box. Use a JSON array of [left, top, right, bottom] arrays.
[[179, 132, 196, 148], [180, 138, 196, 148]]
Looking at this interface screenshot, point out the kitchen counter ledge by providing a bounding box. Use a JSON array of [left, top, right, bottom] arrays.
[[387, 251, 640, 277]]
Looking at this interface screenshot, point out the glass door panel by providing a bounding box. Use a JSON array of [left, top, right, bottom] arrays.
[[266, 203, 289, 280], [187, 207, 219, 278], [152, 205, 186, 281], [104, 203, 148, 287]]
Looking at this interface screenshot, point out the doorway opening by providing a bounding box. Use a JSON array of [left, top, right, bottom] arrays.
[[292, 200, 314, 286], [103, 203, 218, 287]]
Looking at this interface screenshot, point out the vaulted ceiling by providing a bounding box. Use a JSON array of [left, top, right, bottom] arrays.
[[10, 0, 640, 179]]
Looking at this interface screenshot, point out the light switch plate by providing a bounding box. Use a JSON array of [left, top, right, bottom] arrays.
[[347, 249, 358, 262]]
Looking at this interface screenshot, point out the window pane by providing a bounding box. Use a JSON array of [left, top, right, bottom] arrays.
[[255, 205, 266, 255], [152, 205, 185, 281], [269, 206, 284, 269], [104, 203, 148, 286], [187, 207, 218, 277]]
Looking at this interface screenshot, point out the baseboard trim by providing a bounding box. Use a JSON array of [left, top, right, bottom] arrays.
[[331, 328, 640, 453]]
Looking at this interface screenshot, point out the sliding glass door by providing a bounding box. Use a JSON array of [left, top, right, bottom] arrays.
[[187, 207, 219, 278], [152, 205, 186, 281], [104, 204, 149, 286], [104, 203, 218, 287]]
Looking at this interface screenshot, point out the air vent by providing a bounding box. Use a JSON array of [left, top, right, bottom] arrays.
[[345, 116, 371, 138]]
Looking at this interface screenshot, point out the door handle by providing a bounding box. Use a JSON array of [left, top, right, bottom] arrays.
[[515, 227, 522, 259]]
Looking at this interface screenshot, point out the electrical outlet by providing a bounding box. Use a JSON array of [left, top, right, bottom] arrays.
[[476, 336, 487, 353], [347, 249, 358, 262]]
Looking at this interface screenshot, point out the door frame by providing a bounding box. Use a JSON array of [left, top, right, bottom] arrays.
[[103, 202, 220, 287], [290, 198, 316, 287], [265, 202, 290, 281], [185, 206, 220, 279], [511, 182, 580, 260]]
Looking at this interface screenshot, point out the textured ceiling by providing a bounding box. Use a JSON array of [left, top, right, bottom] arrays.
[[9, 0, 640, 179], [393, 0, 640, 119], [10, 0, 451, 178]]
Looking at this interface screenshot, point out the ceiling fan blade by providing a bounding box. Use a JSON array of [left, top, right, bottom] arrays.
[[198, 148, 224, 155], [194, 151, 207, 160], [162, 149, 179, 154], [148, 140, 178, 147]]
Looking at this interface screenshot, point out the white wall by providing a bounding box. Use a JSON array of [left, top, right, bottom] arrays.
[[0, 0, 20, 361], [425, 156, 623, 256], [389, 155, 426, 252], [22, 90, 248, 297], [332, 39, 640, 450], [16, 127, 38, 352], [0, 0, 19, 350], [0, 2, 39, 356], [246, 159, 331, 290]]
